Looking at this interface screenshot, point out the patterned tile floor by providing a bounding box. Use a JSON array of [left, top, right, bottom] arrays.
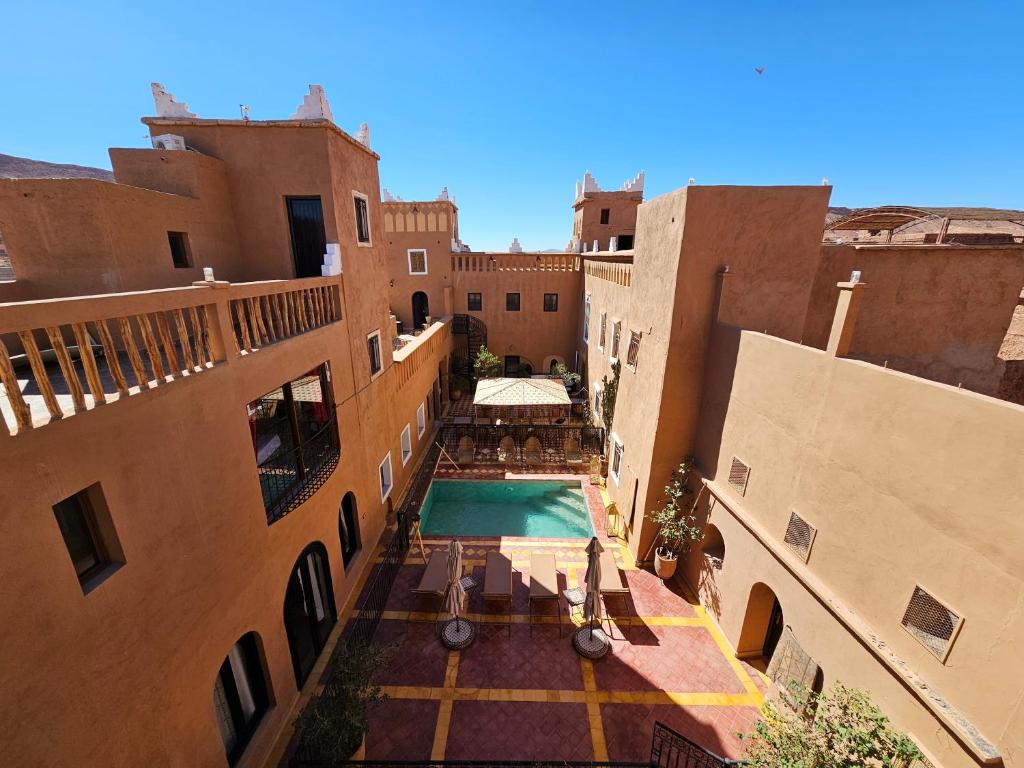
[[346, 473, 765, 763]]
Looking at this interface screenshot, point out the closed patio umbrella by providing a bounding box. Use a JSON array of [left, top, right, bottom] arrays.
[[574, 536, 610, 658], [441, 537, 475, 649]]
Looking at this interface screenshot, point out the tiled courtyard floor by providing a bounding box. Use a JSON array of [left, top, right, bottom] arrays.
[[348, 474, 765, 763]]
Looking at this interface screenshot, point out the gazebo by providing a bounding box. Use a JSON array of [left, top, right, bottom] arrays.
[[472, 377, 572, 424]]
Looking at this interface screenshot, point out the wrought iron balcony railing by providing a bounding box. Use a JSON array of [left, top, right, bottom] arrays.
[[259, 417, 340, 524]]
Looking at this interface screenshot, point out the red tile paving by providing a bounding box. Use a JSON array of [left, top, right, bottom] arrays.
[[365, 698, 439, 761], [444, 701, 594, 761], [372, 619, 450, 687], [456, 623, 585, 690], [602, 702, 754, 761]]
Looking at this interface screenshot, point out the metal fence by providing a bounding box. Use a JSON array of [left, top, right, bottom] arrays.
[[294, 761, 652, 767], [650, 722, 740, 768]]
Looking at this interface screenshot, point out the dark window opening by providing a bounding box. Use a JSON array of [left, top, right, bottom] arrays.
[[52, 484, 122, 591], [214, 632, 271, 766], [283, 543, 336, 687], [168, 231, 192, 268], [617, 234, 634, 250], [544, 293, 558, 312], [249, 364, 339, 524], [504, 355, 521, 376], [354, 195, 370, 244], [467, 292, 482, 311], [339, 492, 361, 568], [286, 197, 327, 279], [367, 332, 382, 376], [506, 292, 520, 312], [600, 208, 610, 225]]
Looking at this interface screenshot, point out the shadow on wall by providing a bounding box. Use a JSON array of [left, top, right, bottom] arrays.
[[692, 323, 742, 484]]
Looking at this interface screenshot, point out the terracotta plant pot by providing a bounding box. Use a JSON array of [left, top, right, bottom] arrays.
[[452, 389, 462, 401], [654, 549, 678, 579]]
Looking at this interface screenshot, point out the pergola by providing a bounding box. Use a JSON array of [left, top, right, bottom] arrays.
[[472, 377, 572, 424], [826, 206, 1024, 243]]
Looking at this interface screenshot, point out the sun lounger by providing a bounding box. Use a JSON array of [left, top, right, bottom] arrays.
[[412, 550, 449, 598], [482, 551, 513, 636], [457, 436, 475, 465], [598, 548, 632, 633], [529, 553, 562, 635]]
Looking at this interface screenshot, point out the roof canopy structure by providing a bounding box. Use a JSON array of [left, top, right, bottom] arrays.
[[826, 206, 1024, 239], [473, 377, 570, 407]]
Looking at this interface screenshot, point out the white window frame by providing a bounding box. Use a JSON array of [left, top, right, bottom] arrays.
[[378, 452, 393, 502], [598, 312, 607, 351], [610, 435, 624, 486], [610, 320, 622, 363], [593, 383, 602, 417], [353, 191, 372, 247], [367, 329, 383, 380], [416, 402, 426, 437], [583, 293, 591, 343], [407, 248, 428, 275], [400, 424, 412, 465]]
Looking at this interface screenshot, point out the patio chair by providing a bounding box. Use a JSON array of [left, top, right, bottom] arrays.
[[563, 437, 583, 466], [523, 436, 542, 466], [599, 548, 632, 635], [482, 550, 513, 637], [529, 553, 562, 636], [457, 436, 475, 465]]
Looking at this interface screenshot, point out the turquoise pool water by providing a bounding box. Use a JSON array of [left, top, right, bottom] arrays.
[[418, 480, 594, 538]]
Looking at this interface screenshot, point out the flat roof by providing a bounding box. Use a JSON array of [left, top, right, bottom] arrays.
[[827, 206, 1024, 231]]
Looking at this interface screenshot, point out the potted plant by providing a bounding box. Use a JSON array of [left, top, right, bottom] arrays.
[[553, 362, 582, 393], [646, 457, 700, 579], [293, 641, 391, 763], [450, 373, 470, 401]]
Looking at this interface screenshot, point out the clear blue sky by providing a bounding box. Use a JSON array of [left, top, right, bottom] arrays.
[[2, 1, 1022, 251]]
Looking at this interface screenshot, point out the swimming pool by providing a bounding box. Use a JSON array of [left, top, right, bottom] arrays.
[[418, 479, 594, 538]]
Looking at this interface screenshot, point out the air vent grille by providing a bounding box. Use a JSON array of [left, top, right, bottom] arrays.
[[901, 586, 961, 661], [783, 511, 816, 562], [727, 457, 750, 495]]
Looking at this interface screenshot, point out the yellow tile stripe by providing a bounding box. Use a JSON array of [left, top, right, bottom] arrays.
[[580, 658, 608, 760], [693, 603, 763, 701], [430, 650, 461, 760], [384, 684, 761, 708], [354, 608, 705, 627]]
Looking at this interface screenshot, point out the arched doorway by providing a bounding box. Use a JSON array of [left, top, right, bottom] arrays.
[[212, 632, 271, 766], [283, 542, 336, 688], [339, 492, 360, 569], [412, 291, 429, 328], [737, 582, 784, 662]]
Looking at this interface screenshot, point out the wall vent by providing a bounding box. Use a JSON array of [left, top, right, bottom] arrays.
[[901, 586, 963, 662], [727, 457, 750, 495], [783, 511, 816, 562]]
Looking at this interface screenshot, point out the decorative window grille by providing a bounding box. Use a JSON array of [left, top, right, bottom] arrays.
[[583, 294, 591, 342], [626, 331, 641, 368], [599, 313, 607, 349], [408, 249, 427, 274], [901, 586, 962, 661], [727, 457, 749, 495], [783, 511, 816, 562], [611, 322, 622, 360]]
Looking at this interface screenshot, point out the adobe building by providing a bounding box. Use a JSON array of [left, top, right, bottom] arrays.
[[0, 82, 1023, 768]]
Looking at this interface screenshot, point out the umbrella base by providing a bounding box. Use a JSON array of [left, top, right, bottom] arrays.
[[441, 618, 476, 650], [572, 626, 610, 659]]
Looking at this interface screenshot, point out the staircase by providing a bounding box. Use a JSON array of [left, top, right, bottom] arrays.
[[451, 313, 488, 376]]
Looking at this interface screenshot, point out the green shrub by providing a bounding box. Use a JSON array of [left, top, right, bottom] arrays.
[[473, 346, 503, 379]]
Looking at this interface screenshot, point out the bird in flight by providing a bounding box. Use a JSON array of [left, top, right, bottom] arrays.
[[755, 67, 765, 75]]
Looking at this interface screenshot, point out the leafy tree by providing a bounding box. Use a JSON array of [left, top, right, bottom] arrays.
[[646, 457, 700, 558], [293, 641, 391, 761], [473, 345, 503, 379], [600, 360, 621, 435], [553, 361, 582, 390], [741, 682, 923, 768]]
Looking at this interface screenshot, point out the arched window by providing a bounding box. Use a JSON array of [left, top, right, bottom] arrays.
[[213, 632, 271, 766], [283, 542, 336, 687], [339, 492, 360, 568]]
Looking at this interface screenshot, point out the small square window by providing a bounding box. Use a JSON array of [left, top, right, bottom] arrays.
[[52, 484, 123, 592], [626, 330, 642, 368], [505, 355, 521, 376], [353, 193, 371, 245], [544, 293, 558, 312], [610, 437, 624, 485], [408, 249, 427, 275], [168, 231, 192, 268], [367, 330, 383, 378], [506, 292, 520, 312], [618, 234, 634, 250], [401, 424, 412, 465], [468, 292, 482, 311], [610, 321, 622, 361], [416, 403, 426, 437], [379, 453, 393, 501], [600, 208, 610, 225]]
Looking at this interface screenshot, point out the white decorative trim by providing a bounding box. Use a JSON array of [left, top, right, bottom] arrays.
[[400, 424, 412, 466], [437, 186, 450, 201], [610, 434, 624, 486], [620, 171, 645, 193], [509, 237, 523, 253], [151, 83, 196, 118], [291, 84, 334, 121], [378, 452, 393, 502], [352, 191, 372, 247], [416, 403, 426, 438], [407, 248, 428, 275], [321, 243, 342, 277], [367, 329, 383, 380], [355, 122, 370, 148]]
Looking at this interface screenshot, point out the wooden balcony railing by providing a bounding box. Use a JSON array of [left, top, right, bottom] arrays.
[[450, 253, 580, 272], [392, 317, 452, 390], [0, 277, 343, 435], [585, 261, 633, 287]]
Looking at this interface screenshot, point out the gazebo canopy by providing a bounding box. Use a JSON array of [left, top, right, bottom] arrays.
[[826, 206, 1024, 232], [473, 377, 570, 407]]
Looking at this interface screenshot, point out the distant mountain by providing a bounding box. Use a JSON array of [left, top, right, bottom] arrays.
[[0, 152, 113, 181]]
